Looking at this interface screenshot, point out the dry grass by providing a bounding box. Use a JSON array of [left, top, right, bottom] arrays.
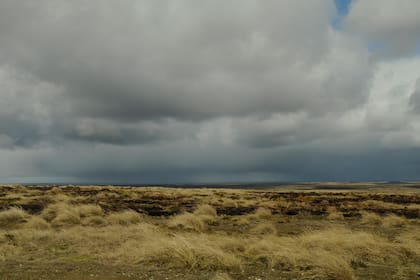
[[0, 207, 28, 226], [251, 207, 272, 219], [360, 211, 383, 225], [167, 204, 218, 231], [250, 222, 277, 235], [24, 216, 50, 230], [0, 185, 419, 279], [327, 207, 344, 220], [194, 204, 217, 218], [168, 212, 206, 232], [382, 214, 407, 228], [106, 210, 143, 226], [211, 272, 233, 280]]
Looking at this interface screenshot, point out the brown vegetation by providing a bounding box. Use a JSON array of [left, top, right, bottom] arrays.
[[0, 184, 419, 279]]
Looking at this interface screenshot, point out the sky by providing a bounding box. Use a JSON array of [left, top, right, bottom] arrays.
[[1, 0, 420, 184]]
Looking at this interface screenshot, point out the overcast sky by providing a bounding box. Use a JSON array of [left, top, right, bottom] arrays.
[[1, 0, 420, 183]]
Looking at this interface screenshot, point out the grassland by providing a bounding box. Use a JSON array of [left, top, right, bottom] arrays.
[[0, 183, 419, 279]]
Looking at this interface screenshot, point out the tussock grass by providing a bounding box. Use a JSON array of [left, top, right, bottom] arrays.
[[76, 205, 103, 218], [233, 207, 272, 226], [41, 203, 106, 227], [246, 228, 411, 279], [82, 216, 108, 227], [41, 203, 73, 222], [360, 211, 383, 225], [327, 207, 344, 220], [0, 185, 419, 279], [0, 214, 418, 278], [219, 198, 238, 208], [251, 207, 272, 219], [157, 234, 242, 269], [106, 210, 143, 226], [168, 212, 206, 232], [168, 204, 218, 231], [194, 204, 217, 218], [0, 207, 28, 226], [51, 210, 81, 227], [194, 204, 218, 224], [25, 216, 50, 230]]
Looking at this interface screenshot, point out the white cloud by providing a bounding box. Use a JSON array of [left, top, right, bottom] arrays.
[[364, 57, 420, 147]]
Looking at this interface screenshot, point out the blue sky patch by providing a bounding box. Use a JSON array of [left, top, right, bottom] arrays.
[[332, 0, 352, 29]]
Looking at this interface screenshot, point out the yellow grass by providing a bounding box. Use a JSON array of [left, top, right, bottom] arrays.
[[0, 207, 28, 226], [211, 272, 233, 280], [0, 185, 418, 279], [106, 210, 143, 226], [168, 212, 206, 232]]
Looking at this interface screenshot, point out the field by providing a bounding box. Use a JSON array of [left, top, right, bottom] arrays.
[[0, 183, 419, 279]]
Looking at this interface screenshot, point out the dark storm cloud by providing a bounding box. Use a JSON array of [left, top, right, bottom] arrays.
[[0, 0, 372, 147], [1, 1, 420, 182], [30, 138, 420, 183], [0, 0, 368, 122]]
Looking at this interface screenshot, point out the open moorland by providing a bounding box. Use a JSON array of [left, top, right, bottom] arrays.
[[0, 183, 419, 279]]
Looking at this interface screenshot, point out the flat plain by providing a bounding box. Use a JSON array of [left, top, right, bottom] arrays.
[[0, 183, 419, 279]]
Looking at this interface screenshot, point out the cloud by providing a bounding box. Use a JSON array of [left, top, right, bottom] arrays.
[[345, 0, 420, 57], [0, 1, 420, 182], [365, 57, 420, 148], [0, 1, 372, 146]]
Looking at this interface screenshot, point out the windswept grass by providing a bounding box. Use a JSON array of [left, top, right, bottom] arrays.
[[107, 210, 143, 226], [0, 185, 418, 279], [0, 207, 28, 226]]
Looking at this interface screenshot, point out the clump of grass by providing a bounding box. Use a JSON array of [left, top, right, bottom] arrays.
[[249, 227, 410, 278], [168, 213, 206, 232], [360, 211, 382, 225], [159, 234, 242, 269], [194, 204, 218, 223], [76, 204, 103, 218], [326, 207, 344, 220], [41, 203, 105, 227], [41, 202, 81, 227], [252, 207, 272, 219], [168, 204, 218, 231], [51, 210, 81, 227], [49, 186, 62, 194], [82, 216, 108, 227], [220, 198, 238, 208], [107, 210, 143, 226], [0, 207, 28, 226], [232, 207, 272, 226], [104, 225, 241, 270], [194, 204, 217, 217], [25, 216, 50, 230], [41, 203, 71, 222]]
